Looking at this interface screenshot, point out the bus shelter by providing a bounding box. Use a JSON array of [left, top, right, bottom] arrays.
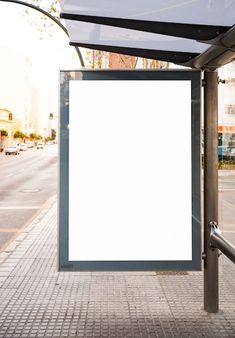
[[58, 0, 235, 313]]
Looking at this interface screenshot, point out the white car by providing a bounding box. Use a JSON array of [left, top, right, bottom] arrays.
[[25, 141, 34, 148], [5, 145, 20, 155], [18, 143, 28, 151], [37, 142, 44, 149]]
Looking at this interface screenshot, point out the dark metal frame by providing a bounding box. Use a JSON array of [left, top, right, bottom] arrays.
[[60, 13, 229, 41], [69, 42, 198, 65], [59, 69, 201, 272]]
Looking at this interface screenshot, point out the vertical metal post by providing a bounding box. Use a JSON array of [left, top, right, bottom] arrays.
[[204, 70, 219, 313]]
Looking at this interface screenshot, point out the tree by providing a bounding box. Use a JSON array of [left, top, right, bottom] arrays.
[[14, 130, 25, 140], [51, 129, 56, 140], [30, 132, 37, 140], [29, 133, 43, 140], [22, 0, 61, 39], [0, 130, 8, 137], [44, 136, 52, 142]]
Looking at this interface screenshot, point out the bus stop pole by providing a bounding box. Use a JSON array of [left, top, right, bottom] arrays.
[[203, 70, 219, 313]]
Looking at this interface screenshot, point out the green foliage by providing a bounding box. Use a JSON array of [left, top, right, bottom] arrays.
[[0, 130, 8, 137], [30, 133, 43, 140], [30, 133, 37, 140], [51, 129, 56, 140], [23, 0, 61, 39], [14, 130, 25, 139], [219, 159, 235, 169]]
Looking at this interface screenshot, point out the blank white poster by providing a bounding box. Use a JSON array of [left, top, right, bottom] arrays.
[[69, 80, 192, 261]]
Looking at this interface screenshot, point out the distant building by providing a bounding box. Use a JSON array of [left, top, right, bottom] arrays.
[[30, 87, 40, 135], [30, 87, 55, 138], [108, 53, 137, 68], [0, 108, 12, 149], [0, 46, 32, 135], [218, 62, 235, 149], [84, 50, 169, 70]]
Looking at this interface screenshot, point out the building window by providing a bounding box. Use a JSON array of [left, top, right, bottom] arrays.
[[225, 104, 235, 114]]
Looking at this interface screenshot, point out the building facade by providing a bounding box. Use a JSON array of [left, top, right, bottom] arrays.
[[0, 46, 32, 136]]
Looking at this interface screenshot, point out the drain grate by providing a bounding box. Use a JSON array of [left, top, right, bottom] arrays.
[[155, 271, 189, 276]]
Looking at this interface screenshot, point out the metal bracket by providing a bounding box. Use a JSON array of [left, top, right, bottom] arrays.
[[218, 78, 226, 84], [208, 221, 235, 263], [209, 221, 221, 250], [208, 221, 221, 234]]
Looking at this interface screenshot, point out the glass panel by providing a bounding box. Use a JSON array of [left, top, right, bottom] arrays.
[[65, 20, 210, 53], [61, 0, 235, 26], [218, 61, 235, 268]]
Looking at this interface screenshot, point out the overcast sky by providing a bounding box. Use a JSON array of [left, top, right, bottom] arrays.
[[0, 1, 81, 106]]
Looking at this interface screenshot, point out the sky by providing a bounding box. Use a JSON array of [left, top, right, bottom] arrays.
[[0, 1, 82, 108]]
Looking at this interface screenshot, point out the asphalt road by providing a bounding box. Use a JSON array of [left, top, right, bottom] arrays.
[[0, 145, 234, 253], [0, 144, 57, 250], [219, 171, 235, 230]]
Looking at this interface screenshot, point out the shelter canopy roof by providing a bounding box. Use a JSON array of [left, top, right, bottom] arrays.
[[60, 0, 235, 69], [60, 0, 235, 27]]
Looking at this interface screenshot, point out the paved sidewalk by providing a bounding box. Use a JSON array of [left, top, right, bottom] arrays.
[[0, 197, 234, 338]]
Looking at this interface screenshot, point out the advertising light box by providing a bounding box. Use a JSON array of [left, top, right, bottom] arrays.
[[59, 70, 201, 271]]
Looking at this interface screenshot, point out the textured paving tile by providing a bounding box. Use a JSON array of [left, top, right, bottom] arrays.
[[0, 197, 234, 337]]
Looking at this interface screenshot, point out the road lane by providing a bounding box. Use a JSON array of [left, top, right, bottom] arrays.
[[0, 145, 57, 250]]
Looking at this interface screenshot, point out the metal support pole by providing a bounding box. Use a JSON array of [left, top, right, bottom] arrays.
[[203, 70, 219, 313]]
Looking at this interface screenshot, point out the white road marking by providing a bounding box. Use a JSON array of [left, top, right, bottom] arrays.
[[5, 173, 14, 178], [222, 230, 235, 233], [0, 206, 40, 210], [5, 168, 25, 178], [221, 200, 235, 209], [0, 228, 25, 233]]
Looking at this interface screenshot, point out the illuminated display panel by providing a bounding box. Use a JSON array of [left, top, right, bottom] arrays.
[[59, 70, 201, 271]]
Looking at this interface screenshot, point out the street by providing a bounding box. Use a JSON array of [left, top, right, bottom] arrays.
[[0, 145, 234, 252], [219, 171, 235, 233], [0, 144, 57, 250], [218, 171, 235, 255]]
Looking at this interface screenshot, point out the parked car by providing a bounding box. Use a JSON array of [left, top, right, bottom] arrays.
[[37, 141, 44, 149], [18, 143, 28, 151], [25, 141, 34, 148], [5, 145, 20, 155]]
